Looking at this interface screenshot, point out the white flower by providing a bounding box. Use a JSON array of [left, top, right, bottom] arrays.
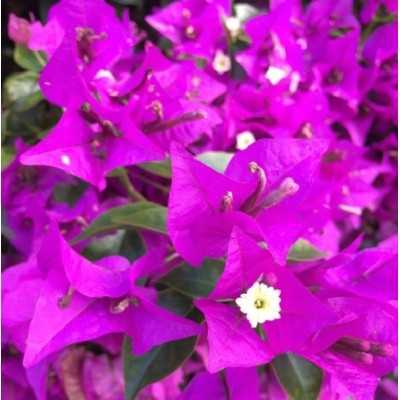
[[235, 281, 281, 328], [224, 16, 241, 38], [212, 50, 231, 75], [236, 131, 256, 150], [265, 66, 290, 85]]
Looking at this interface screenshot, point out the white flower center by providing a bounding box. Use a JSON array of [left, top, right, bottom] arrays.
[[235, 281, 281, 328], [212, 50, 231, 75]]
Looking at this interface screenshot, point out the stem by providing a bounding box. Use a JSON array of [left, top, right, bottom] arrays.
[[361, 10, 395, 43], [117, 169, 146, 201], [220, 371, 231, 400], [165, 252, 180, 263], [216, 298, 235, 303], [33, 51, 47, 67], [131, 171, 170, 193], [257, 324, 266, 341]]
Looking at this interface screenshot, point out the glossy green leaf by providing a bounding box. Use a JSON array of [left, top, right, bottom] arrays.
[[272, 353, 323, 400], [138, 160, 171, 179], [82, 230, 126, 260], [111, 202, 167, 233], [52, 182, 88, 207], [157, 289, 193, 316], [112, 0, 142, 5], [119, 229, 146, 262], [287, 239, 326, 262], [197, 151, 233, 173], [14, 45, 46, 72], [1, 146, 15, 170], [82, 228, 145, 261], [71, 201, 167, 244], [160, 259, 224, 298], [3, 102, 60, 141], [4, 71, 43, 112], [124, 336, 196, 399]]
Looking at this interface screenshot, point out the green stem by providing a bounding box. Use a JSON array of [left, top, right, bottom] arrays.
[[361, 11, 396, 43], [118, 169, 146, 202], [257, 324, 266, 341], [131, 171, 170, 193], [33, 51, 47, 67]]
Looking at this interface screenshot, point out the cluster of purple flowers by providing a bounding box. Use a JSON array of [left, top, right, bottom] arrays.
[[3, 0, 397, 399]]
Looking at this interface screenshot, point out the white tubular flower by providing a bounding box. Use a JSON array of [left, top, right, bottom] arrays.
[[235, 281, 282, 328], [212, 50, 231, 75], [236, 131, 256, 150], [224, 16, 241, 38], [265, 65, 289, 85]]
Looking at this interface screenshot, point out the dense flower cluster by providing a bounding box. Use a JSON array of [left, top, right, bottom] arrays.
[[2, 0, 397, 399]]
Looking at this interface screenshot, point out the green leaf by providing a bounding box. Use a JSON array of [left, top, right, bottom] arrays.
[[1, 146, 15, 170], [160, 259, 224, 298], [1, 109, 10, 141], [52, 182, 88, 207], [138, 160, 171, 179], [112, 0, 142, 5], [272, 353, 323, 400], [14, 45, 46, 72], [82, 229, 145, 262], [119, 229, 146, 262], [71, 201, 167, 244], [82, 230, 126, 260], [123, 335, 196, 399], [4, 71, 43, 112], [287, 239, 326, 262], [110, 203, 167, 233], [157, 289, 193, 316], [3, 101, 61, 142], [2, 210, 15, 242], [197, 151, 233, 173]]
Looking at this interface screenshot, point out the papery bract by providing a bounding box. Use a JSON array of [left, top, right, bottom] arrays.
[[195, 228, 335, 372]]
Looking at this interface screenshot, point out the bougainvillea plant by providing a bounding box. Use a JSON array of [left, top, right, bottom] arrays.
[[2, 0, 397, 399]]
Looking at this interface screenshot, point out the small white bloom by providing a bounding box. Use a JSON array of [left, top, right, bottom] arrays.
[[61, 155, 71, 165], [265, 66, 289, 85], [338, 204, 363, 216], [289, 72, 301, 93], [235, 281, 281, 328], [94, 69, 115, 82], [236, 131, 256, 150], [212, 50, 231, 75], [224, 16, 241, 38]]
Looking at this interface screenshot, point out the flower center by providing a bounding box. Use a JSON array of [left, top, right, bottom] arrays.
[[76, 27, 107, 64], [235, 281, 281, 328], [254, 298, 265, 309]]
